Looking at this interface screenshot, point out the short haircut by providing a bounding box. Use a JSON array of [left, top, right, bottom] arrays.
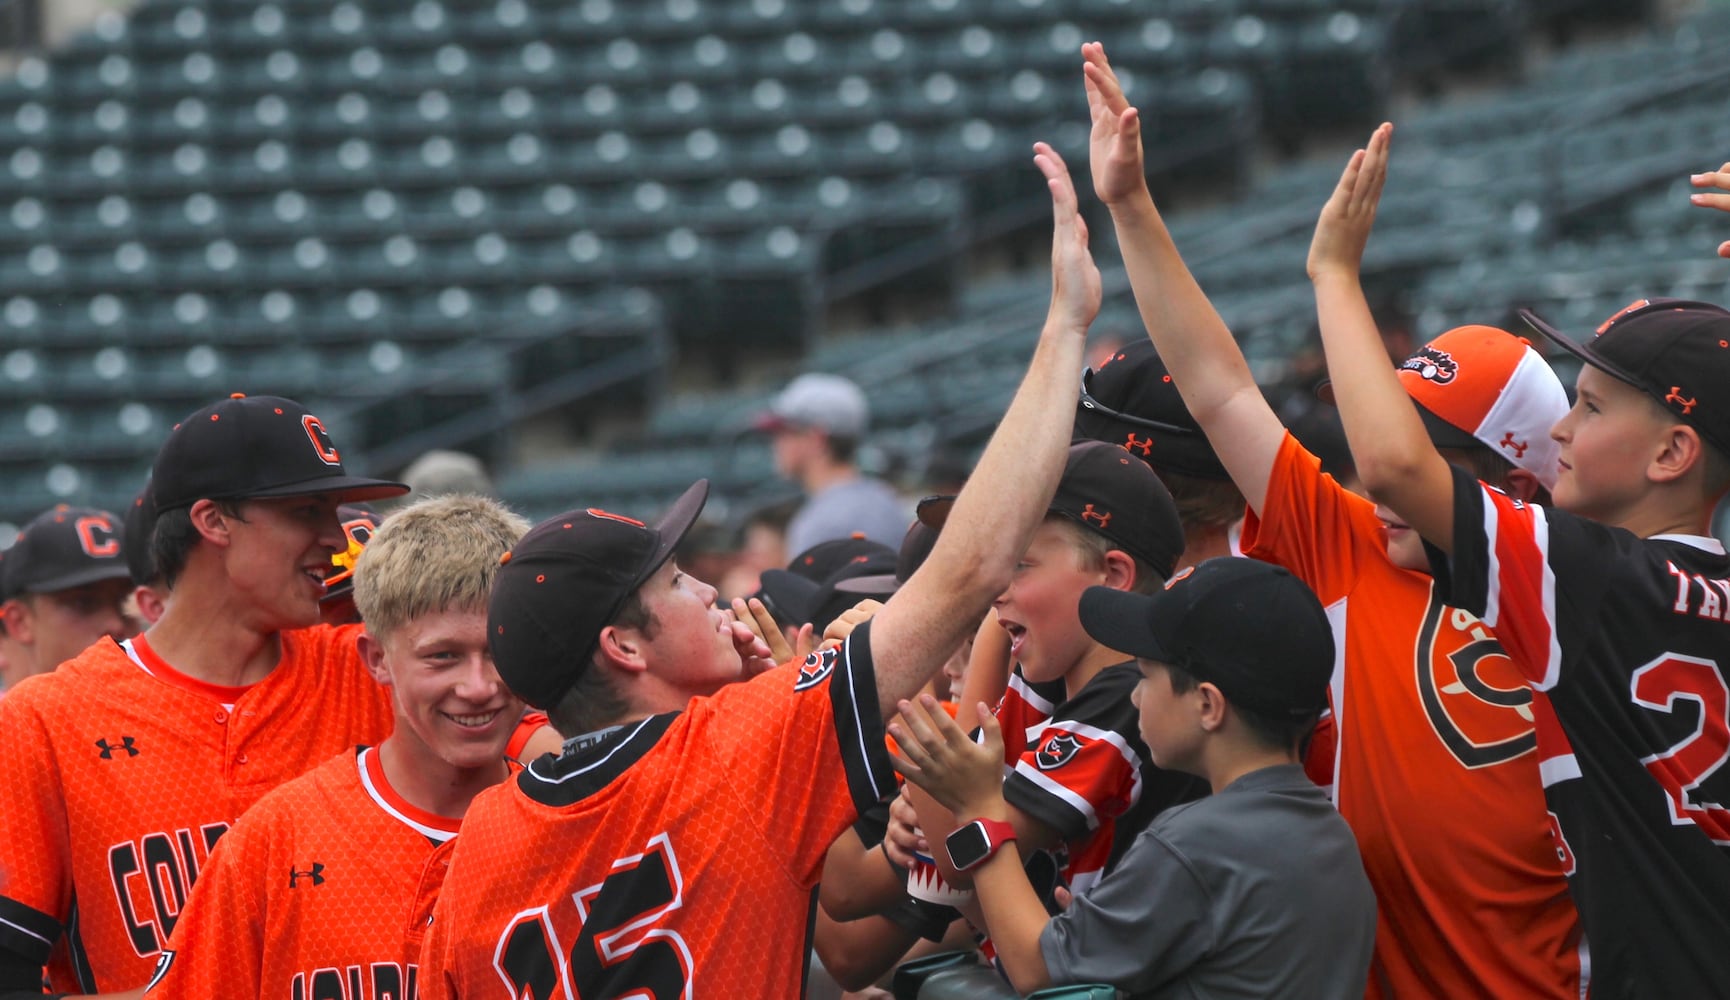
[[1158, 469, 1247, 537], [352, 494, 528, 641], [1049, 514, 1165, 596], [549, 588, 656, 737], [1163, 662, 1319, 755], [1641, 394, 1730, 502], [151, 499, 245, 588]]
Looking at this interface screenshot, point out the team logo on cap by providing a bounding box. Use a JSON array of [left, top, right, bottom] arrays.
[[1035, 733, 1083, 770], [795, 648, 838, 691], [1399, 347, 1458, 385], [586, 509, 647, 527], [1123, 433, 1154, 457], [76, 515, 120, 558], [1497, 432, 1529, 459], [1665, 386, 1697, 416], [302, 415, 341, 466], [1597, 299, 1652, 335], [1079, 504, 1112, 529]]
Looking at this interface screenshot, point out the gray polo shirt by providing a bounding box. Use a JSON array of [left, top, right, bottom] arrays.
[[784, 476, 909, 556], [1039, 763, 1375, 999]]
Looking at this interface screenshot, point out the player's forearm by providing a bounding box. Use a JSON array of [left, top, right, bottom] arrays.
[[812, 912, 921, 990], [1312, 272, 1455, 547], [818, 830, 906, 920], [957, 612, 1011, 719], [1110, 195, 1259, 422], [970, 849, 1055, 993]]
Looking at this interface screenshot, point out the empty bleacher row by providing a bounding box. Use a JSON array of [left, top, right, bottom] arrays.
[[0, 0, 1679, 529]]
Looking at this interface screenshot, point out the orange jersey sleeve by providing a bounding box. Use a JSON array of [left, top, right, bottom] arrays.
[[505, 711, 552, 761], [145, 748, 457, 1000], [0, 626, 394, 993], [419, 624, 896, 999]]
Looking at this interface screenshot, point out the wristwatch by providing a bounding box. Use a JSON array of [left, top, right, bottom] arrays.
[[945, 818, 1018, 872]]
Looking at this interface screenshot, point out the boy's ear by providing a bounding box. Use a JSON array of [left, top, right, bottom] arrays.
[[1500, 467, 1543, 503], [1, 599, 34, 645], [1101, 549, 1139, 592], [1195, 681, 1228, 733], [356, 630, 391, 686], [1648, 422, 1706, 487], [595, 624, 651, 677]]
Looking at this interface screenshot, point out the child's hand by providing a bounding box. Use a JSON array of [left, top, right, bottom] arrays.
[[889, 697, 1007, 820], [1307, 123, 1392, 282], [1082, 42, 1147, 209], [1689, 162, 1730, 258]]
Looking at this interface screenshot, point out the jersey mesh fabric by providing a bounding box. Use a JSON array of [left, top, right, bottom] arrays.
[[0, 626, 394, 993], [418, 625, 894, 998], [1435, 462, 1730, 998], [1238, 434, 1582, 999], [143, 746, 460, 999]]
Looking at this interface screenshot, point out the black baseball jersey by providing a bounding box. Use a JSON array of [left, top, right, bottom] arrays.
[[1003, 662, 1207, 894], [1432, 464, 1730, 998]]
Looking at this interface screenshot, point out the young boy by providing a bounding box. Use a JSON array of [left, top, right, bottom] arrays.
[[910, 440, 1206, 902], [1309, 123, 1730, 997], [890, 557, 1375, 997], [142, 494, 529, 998], [0, 505, 134, 690], [1081, 45, 1583, 997]]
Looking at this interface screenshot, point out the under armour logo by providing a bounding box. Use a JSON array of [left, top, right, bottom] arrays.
[[289, 863, 325, 888], [96, 737, 138, 759], [1080, 504, 1112, 528], [1665, 387, 1697, 415], [1497, 432, 1529, 458], [1123, 433, 1153, 457]]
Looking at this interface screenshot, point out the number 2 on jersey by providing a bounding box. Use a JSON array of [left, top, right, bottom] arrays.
[[1631, 653, 1730, 844], [494, 833, 693, 998]]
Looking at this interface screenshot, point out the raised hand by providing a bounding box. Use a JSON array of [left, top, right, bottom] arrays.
[[730, 596, 813, 668], [1689, 161, 1730, 259], [1082, 42, 1148, 208], [889, 696, 1007, 819], [823, 598, 881, 648], [1035, 141, 1103, 337], [1308, 122, 1393, 282]]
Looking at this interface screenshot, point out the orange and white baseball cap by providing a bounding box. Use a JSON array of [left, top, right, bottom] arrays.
[[1394, 325, 1568, 490]]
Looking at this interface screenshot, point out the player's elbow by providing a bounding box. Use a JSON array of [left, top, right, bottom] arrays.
[[1354, 445, 1429, 499]]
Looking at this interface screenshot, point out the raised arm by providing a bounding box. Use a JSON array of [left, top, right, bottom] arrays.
[[1689, 161, 1730, 259], [1306, 123, 1455, 551], [866, 144, 1098, 720], [1084, 42, 1285, 513]]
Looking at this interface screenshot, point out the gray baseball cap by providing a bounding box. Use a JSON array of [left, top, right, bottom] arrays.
[[753, 373, 869, 439]]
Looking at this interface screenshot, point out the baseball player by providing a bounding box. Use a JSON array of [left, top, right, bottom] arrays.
[[1312, 126, 1730, 996], [0, 394, 407, 994], [417, 143, 1102, 997], [120, 487, 168, 631], [0, 505, 133, 691], [142, 495, 529, 999], [1083, 52, 1582, 997]]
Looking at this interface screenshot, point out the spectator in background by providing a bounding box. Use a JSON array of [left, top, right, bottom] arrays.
[[397, 449, 495, 501], [0, 504, 134, 690], [122, 484, 171, 631], [756, 373, 909, 554]]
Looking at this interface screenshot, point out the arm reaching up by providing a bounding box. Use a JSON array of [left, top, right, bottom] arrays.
[[1083, 42, 1285, 514], [1306, 123, 1456, 552], [864, 142, 1099, 719]]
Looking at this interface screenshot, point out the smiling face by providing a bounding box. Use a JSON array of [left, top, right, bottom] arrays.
[[993, 519, 1111, 684], [1549, 366, 1677, 524], [217, 495, 348, 630], [367, 606, 520, 771]]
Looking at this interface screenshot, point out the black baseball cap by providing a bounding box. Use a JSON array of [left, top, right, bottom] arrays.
[[319, 503, 382, 607], [833, 520, 940, 596], [1076, 341, 1230, 480], [1, 505, 130, 602], [756, 535, 895, 628], [122, 486, 158, 587], [918, 440, 1186, 583], [1078, 557, 1334, 720], [151, 394, 408, 512], [1520, 298, 1730, 458], [488, 480, 708, 710]]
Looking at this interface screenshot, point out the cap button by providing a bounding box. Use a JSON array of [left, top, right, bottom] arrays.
[[230, 392, 246, 399]]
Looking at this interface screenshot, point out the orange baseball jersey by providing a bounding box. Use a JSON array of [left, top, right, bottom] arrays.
[[1434, 464, 1730, 996], [1239, 433, 1582, 998], [1003, 664, 1205, 894], [143, 746, 460, 1000], [505, 711, 552, 762], [418, 626, 895, 998], [0, 627, 394, 993]]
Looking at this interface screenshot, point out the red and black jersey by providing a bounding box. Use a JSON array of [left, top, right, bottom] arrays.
[[1003, 662, 1206, 893], [418, 625, 894, 999], [994, 666, 1066, 769], [1435, 463, 1730, 997]]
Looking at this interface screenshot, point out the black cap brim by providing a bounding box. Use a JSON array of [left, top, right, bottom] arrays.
[[831, 572, 901, 596], [1077, 585, 1171, 662], [1517, 308, 1641, 388], [914, 494, 958, 530], [634, 479, 709, 591], [755, 569, 822, 625], [228, 475, 410, 505], [17, 562, 134, 596]]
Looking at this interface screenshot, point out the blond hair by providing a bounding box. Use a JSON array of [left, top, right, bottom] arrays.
[[352, 494, 529, 640]]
